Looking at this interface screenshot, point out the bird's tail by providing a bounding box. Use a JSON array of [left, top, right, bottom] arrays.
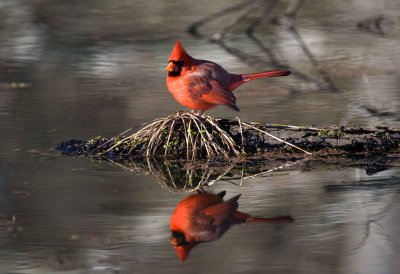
[[247, 216, 294, 223], [229, 70, 291, 90], [242, 70, 291, 82], [233, 211, 294, 224]]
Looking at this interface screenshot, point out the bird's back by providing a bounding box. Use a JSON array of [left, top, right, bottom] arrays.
[[170, 193, 223, 231]]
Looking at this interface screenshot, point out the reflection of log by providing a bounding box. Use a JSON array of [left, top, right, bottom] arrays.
[[130, 156, 398, 191], [54, 149, 399, 192]]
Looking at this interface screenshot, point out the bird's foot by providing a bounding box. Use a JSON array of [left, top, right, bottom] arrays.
[[189, 110, 205, 117]]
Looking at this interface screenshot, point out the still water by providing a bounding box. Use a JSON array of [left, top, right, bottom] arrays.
[[1, 0, 400, 273]]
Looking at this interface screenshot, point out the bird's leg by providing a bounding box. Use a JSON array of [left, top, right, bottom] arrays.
[[189, 110, 205, 117], [195, 188, 207, 194], [196, 110, 205, 116]]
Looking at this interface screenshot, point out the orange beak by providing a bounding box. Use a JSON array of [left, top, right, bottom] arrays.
[[165, 61, 178, 72]]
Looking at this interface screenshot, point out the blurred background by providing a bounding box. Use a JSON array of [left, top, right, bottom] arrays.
[[0, 0, 400, 273]]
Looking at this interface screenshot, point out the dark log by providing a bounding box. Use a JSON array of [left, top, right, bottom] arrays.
[[54, 120, 400, 159]]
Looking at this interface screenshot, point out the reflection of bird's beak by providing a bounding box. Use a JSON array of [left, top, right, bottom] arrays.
[[173, 244, 197, 262], [170, 235, 198, 262], [165, 61, 178, 72]]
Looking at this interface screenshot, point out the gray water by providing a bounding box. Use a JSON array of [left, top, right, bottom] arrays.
[[1, 0, 400, 273]]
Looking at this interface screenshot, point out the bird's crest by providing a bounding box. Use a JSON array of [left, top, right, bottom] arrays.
[[168, 40, 194, 64]]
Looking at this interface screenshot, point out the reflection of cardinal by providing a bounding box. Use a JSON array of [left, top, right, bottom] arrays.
[[165, 41, 290, 113], [169, 191, 293, 261]]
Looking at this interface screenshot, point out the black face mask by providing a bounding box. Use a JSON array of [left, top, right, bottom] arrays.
[[168, 60, 184, 77], [170, 231, 188, 246]]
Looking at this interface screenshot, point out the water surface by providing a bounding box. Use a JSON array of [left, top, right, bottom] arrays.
[[1, 0, 400, 273]]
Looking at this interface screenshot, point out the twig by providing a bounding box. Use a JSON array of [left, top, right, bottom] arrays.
[[241, 121, 313, 155]]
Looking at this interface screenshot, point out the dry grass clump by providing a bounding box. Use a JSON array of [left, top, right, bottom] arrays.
[[94, 111, 311, 160], [102, 111, 243, 160]]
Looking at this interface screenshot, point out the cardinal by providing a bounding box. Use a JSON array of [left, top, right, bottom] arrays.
[[169, 191, 293, 261], [165, 40, 291, 113]]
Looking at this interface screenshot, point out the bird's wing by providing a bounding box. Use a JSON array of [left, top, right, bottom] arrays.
[[188, 214, 221, 242], [191, 213, 216, 231], [182, 71, 237, 107], [201, 80, 237, 106], [200, 194, 240, 225]]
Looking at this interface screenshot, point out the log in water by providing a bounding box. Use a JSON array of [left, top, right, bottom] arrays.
[[54, 117, 400, 160]]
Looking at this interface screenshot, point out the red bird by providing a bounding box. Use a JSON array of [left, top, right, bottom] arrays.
[[169, 191, 293, 261], [165, 40, 291, 113]]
